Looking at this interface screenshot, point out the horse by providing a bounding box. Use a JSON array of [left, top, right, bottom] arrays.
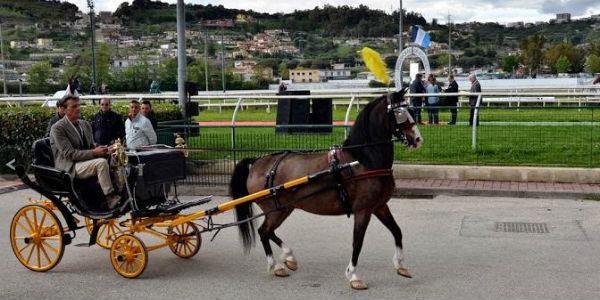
[[229, 89, 422, 290]]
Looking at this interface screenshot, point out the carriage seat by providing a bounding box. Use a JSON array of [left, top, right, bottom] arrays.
[[31, 138, 106, 211]]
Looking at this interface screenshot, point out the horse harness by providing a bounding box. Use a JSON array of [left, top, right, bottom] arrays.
[[262, 147, 393, 217]]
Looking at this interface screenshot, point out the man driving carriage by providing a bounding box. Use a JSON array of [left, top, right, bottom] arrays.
[[49, 86, 121, 209]]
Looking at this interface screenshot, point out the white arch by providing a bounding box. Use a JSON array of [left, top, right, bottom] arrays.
[[394, 46, 431, 89]]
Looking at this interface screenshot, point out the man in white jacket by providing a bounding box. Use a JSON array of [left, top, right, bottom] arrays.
[[125, 99, 157, 149]]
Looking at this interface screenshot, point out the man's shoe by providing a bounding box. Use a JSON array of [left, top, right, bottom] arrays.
[[106, 194, 121, 210]]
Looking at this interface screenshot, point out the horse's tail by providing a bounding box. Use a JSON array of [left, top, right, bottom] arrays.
[[230, 157, 257, 253]]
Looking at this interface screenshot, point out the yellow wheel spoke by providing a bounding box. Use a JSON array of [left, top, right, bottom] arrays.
[[16, 220, 30, 233], [23, 212, 35, 232], [25, 243, 36, 264], [42, 236, 61, 240], [41, 241, 59, 254], [40, 244, 52, 265], [36, 244, 42, 268], [18, 243, 33, 255], [32, 209, 39, 231], [38, 213, 47, 231]]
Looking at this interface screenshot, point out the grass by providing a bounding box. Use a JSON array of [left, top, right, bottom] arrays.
[[173, 106, 600, 167]]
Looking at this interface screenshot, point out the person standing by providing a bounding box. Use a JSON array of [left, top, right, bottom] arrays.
[[45, 99, 66, 137], [91, 98, 125, 146], [125, 100, 157, 149], [409, 74, 426, 124], [445, 74, 459, 125], [140, 100, 158, 131], [468, 74, 482, 126], [49, 90, 120, 209], [425, 74, 440, 125]]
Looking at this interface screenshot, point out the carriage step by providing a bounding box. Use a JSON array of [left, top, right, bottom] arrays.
[[158, 196, 213, 213]]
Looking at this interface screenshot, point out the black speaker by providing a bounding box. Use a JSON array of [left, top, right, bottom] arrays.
[[186, 102, 199, 116], [186, 81, 199, 96], [276, 90, 310, 133], [309, 98, 333, 133]]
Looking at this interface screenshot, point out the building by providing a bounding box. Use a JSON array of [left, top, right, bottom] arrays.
[[289, 69, 320, 83], [506, 22, 524, 28], [36, 39, 53, 49], [10, 41, 31, 49], [112, 55, 160, 69], [555, 13, 571, 23], [320, 64, 352, 80]]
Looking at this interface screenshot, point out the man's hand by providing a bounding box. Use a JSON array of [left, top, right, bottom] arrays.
[[92, 146, 109, 157]]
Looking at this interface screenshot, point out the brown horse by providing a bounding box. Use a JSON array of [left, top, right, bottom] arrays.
[[230, 90, 422, 290]]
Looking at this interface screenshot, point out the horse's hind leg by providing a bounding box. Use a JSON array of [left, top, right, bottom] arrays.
[[269, 230, 298, 271], [346, 209, 372, 290], [374, 203, 412, 278], [257, 208, 293, 277]]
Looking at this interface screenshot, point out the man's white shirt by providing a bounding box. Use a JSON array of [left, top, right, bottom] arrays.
[[125, 113, 157, 149]]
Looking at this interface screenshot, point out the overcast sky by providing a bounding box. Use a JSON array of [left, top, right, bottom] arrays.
[[70, 0, 600, 24]]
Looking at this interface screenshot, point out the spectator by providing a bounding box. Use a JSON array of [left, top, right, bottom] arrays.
[[140, 100, 158, 131], [92, 98, 125, 146], [45, 99, 66, 137], [49, 90, 120, 209], [409, 74, 426, 124], [125, 100, 156, 149], [444, 74, 459, 125], [425, 74, 440, 125], [468, 74, 482, 126], [278, 82, 287, 93], [593, 74, 600, 85]]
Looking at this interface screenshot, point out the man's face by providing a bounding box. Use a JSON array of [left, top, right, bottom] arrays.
[[469, 76, 475, 83], [100, 99, 111, 112], [141, 104, 151, 116], [129, 102, 141, 118], [64, 98, 81, 121]]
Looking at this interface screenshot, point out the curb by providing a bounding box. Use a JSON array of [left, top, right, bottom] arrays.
[[392, 187, 598, 200]]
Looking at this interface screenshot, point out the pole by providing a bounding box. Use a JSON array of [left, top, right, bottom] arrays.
[[176, 0, 187, 119], [89, 7, 97, 94], [398, 0, 403, 87], [448, 14, 451, 75], [203, 23, 209, 91], [221, 27, 225, 92], [0, 23, 7, 95]]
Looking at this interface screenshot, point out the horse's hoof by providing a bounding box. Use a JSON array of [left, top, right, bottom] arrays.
[[284, 260, 298, 271], [350, 280, 368, 290], [274, 268, 290, 277], [397, 267, 412, 278]]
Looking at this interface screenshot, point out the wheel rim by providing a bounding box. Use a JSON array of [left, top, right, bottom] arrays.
[[168, 222, 201, 259], [110, 234, 147, 278], [85, 218, 124, 249], [10, 205, 65, 272]]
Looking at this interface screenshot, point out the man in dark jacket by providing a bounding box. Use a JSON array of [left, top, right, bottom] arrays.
[[409, 74, 426, 124], [141, 100, 158, 131], [444, 74, 459, 125], [92, 98, 125, 146], [45, 99, 66, 137], [468, 74, 482, 126]]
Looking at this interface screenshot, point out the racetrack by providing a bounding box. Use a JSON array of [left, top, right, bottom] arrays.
[[1, 189, 600, 299]]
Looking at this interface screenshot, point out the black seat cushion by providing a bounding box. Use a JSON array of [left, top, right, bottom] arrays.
[[32, 138, 54, 168]]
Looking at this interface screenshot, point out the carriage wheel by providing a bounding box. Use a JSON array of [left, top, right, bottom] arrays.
[[10, 205, 65, 272], [110, 234, 148, 278], [168, 222, 202, 259], [85, 217, 124, 249]]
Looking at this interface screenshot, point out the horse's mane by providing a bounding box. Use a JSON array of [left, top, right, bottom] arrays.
[[342, 95, 394, 169]]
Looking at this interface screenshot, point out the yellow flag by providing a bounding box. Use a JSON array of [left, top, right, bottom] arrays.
[[360, 47, 390, 85]]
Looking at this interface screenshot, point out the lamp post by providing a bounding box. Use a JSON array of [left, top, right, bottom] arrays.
[[398, 0, 403, 86], [0, 23, 6, 95], [87, 0, 97, 96]]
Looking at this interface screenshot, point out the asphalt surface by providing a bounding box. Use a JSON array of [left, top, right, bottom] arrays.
[[1, 189, 599, 300]]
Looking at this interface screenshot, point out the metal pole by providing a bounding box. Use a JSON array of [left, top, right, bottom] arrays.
[[398, 0, 403, 86], [471, 94, 482, 150], [89, 6, 97, 94], [0, 23, 6, 95], [221, 27, 225, 92], [203, 24, 209, 92], [176, 0, 187, 119], [448, 14, 451, 75]]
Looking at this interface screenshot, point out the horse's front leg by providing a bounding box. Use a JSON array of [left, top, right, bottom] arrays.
[[345, 209, 372, 290], [374, 203, 412, 278], [270, 233, 298, 271], [258, 221, 289, 277]]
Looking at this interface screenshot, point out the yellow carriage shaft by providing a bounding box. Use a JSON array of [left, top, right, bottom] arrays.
[[170, 161, 359, 228]]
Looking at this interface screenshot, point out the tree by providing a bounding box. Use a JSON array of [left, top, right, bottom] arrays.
[[586, 54, 600, 73], [27, 61, 53, 93], [544, 42, 584, 73], [554, 55, 571, 73], [520, 34, 546, 75], [501, 54, 520, 74]]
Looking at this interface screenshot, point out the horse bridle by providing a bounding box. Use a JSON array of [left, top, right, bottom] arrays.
[[386, 94, 415, 146]]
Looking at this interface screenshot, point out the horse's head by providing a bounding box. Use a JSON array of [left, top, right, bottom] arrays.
[[386, 90, 423, 148]]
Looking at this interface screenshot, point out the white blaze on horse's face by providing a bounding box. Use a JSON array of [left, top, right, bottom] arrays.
[[390, 103, 423, 149]]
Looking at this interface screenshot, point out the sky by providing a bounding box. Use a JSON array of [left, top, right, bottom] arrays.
[[70, 0, 600, 24]]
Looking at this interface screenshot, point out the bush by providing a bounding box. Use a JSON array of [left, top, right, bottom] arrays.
[[0, 102, 182, 173]]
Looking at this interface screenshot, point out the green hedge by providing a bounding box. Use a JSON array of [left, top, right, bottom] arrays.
[[0, 102, 182, 173]]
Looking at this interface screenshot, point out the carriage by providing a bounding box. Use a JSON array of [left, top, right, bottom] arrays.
[[9, 137, 358, 278]]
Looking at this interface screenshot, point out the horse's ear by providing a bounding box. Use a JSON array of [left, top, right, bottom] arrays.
[[390, 88, 408, 103]]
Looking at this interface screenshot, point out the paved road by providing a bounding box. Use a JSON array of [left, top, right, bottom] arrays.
[[1, 189, 599, 299]]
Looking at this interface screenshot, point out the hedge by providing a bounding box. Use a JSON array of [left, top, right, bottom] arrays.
[[0, 102, 182, 173]]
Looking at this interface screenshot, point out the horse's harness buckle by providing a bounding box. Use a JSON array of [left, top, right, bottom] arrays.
[[329, 146, 352, 217]]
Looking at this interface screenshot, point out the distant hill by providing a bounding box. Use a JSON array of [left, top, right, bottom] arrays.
[[0, 0, 79, 25]]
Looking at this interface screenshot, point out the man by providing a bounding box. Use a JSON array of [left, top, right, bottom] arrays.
[[126, 100, 157, 149], [444, 74, 459, 125], [468, 74, 482, 126], [593, 74, 600, 85], [92, 98, 125, 146], [140, 100, 158, 131], [409, 73, 426, 124], [45, 100, 66, 137], [49, 92, 120, 209]]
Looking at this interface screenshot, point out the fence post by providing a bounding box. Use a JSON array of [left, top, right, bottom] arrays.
[[471, 94, 482, 151], [231, 97, 243, 156], [344, 95, 356, 139]]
